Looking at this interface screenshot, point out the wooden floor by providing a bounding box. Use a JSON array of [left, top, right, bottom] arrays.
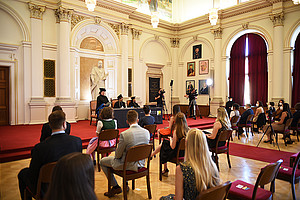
[[1, 129, 300, 200]]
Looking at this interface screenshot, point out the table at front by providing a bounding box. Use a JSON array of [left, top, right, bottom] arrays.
[[113, 107, 163, 128]]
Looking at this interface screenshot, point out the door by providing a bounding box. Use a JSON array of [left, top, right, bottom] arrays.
[[0, 66, 9, 125]]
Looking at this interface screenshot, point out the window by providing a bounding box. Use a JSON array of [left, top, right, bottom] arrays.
[[44, 60, 55, 97], [128, 68, 132, 97]]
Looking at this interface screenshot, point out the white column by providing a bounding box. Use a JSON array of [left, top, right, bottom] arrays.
[[210, 27, 223, 116], [28, 3, 48, 124], [270, 11, 284, 102], [132, 28, 142, 100], [120, 23, 129, 97]]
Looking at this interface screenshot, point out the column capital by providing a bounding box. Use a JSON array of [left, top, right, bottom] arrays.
[[55, 6, 73, 23], [211, 27, 223, 40], [270, 12, 284, 27], [170, 38, 180, 48], [71, 14, 85, 29], [28, 3, 45, 20], [120, 23, 130, 35], [131, 28, 142, 40], [109, 23, 120, 37]]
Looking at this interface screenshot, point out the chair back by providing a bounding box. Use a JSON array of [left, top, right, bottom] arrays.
[[196, 181, 232, 200], [216, 130, 232, 147], [175, 138, 186, 161], [246, 114, 254, 124], [36, 162, 57, 199], [144, 124, 157, 136], [90, 100, 97, 111], [111, 99, 118, 108], [98, 129, 119, 143], [284, 118, 293, 132], [253, 159, 283, 199], [231, 116, 240, 126], [292, 152, 300, 179]]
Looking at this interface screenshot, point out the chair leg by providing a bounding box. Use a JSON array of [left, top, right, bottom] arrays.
[[108, 168, 112, 193], [245, 127, 248, 138], [97, 151, 101, 172], [291, 182, 296, 200], [227, 151, 231, 168], [132, 180, 135, 190], [159, 159, 162, 181], [147, 174, 152, 199], [215, 154, 219, 171], [123, 178, 128, 200]]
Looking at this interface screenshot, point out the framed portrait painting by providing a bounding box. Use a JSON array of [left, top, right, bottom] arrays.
[[186, 80, 195, 93], [193, 44, 202, 59], [187, 62, 195, 76], [199, 79, 209, 95], [199, 60, 209, 75]]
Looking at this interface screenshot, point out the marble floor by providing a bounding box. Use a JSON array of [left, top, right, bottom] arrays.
[[1, 130, 300, 200]]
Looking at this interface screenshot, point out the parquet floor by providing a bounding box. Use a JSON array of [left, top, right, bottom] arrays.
[[1, 129, 300, 200]]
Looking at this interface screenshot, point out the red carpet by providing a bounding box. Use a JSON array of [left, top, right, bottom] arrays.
[[229, 143, 294, 166], [0, 117, 215, 163]]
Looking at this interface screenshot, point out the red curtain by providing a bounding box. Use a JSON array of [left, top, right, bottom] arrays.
[[248, 33, 268, 105], [229, 35, 246, 105], [292, 33, 300, 107]]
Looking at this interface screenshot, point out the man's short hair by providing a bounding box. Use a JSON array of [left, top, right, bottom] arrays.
[[49, 110, 66, 130], [295, 103, 300, 111], [246, 104, 251, 108], [52, 106, 63, 112], [127, 110, 138, 124], [270, 102, 275, 107], [143, 105, 150, 114]]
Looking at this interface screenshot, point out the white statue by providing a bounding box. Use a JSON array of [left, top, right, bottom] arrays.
[[90, 60, 108, 100]]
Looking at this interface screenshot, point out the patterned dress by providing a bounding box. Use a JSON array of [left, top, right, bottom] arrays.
[[180, 162, 199, 200]]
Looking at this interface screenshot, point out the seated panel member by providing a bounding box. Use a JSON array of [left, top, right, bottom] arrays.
[[113, 94, 126, 108], [139, 105, 155, 128], [40, 106, 71, 142], [18, 110, 82, 200], [128, 96, 140, 108]]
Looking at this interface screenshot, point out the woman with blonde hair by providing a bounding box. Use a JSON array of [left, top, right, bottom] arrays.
[[160, 129, 220, 200], [151, 112, 188, 176], [204, 107, 231, 148]]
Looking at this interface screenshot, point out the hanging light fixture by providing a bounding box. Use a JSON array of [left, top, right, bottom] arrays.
[[151, 12, 159, 28], [209, 8, 218, 26], [292, 0, 299, 4], [85, 0, 96, 11]]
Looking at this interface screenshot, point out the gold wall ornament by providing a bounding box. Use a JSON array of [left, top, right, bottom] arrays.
[[170, 38, 180, 48], [55, 6, 73, 23], [109, 23, 120, 37], [242, 22, 249, 30], [131, 28, 142, 40], [71, 14, 85, 29], [94, 16, 101, 24], [120, 22, 129, 35], [28, 3, 45, 20], [211, 27, 223, 40], [270, 12, 284, 26]]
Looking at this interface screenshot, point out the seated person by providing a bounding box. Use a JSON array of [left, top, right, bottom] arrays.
[[139, 105, 155, 128], [263, 103, 292, 143], [113, 94, 126, 108], [204, 107, 231, 148], [225, 97, 234, 117], [274, 99, 284, 121], [238, 104, 254, 135], [86, 107, 117, 164], [18, 111, 82, 200], [158, 105, 181, 136], [291, 102, 300, 128], [45, 152, 97, 200], [100, 110, 149, 197], [160, 129, 220, 200], [229, 103, 240, 121], [40, 105, 71, 142], [151, 112, 188, 177], [253, 101, 266, 132], [128, 96, 140, 108]]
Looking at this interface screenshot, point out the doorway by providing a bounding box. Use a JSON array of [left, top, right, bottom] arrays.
[[0, 66, 9, 125]]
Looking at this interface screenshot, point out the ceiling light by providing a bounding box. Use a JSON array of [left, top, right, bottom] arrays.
[[209, 8, 218, 26], [85, 0, 96, 11], [151, 12, 159, 28]]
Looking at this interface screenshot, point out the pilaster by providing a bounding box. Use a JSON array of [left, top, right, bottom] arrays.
[[120, 23, 129, 96], [132, 28, 142, 100], [170, 38, 180, 101]]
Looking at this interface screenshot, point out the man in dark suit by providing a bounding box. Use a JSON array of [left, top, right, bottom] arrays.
[[113, 94, 126, 108], [238, 104, 254, 135], [18, 110, 82, 200], [40, 106, 71, 142], [128, 96, 140, 108], [225, 97, 234, 116]]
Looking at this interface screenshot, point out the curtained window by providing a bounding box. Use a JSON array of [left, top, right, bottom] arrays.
[[292, 33, 300, 107]]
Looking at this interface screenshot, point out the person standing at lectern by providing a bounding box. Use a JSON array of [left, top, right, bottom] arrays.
[[90, 60, 108, 100], [155, 88, 164, 108]]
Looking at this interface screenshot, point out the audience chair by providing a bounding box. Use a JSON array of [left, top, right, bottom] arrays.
[[272, 118, 293, 146], [144, 124, 157, 153], [159, 138, 185, 181], [24, 162, 57, 200], [290, 152, 300, 169], [228, 159, 283, 200], [290, 119, 300, 142], [159, 132, 172, 144], [196, 181, 232, 200], [209, 130, 233, 171], [276, 152, 300, 200], [90, 100, 98, 125], [107, 144, 153, 200], [231, 116, 240, 139], [97, 129, 119, 172], [238, 114, 254, 137]]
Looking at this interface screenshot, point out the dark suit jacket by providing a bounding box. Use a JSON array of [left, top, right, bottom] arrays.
[[200, 87, 208, 94], [239, 108, 254, 124], [128, 101, 140, 108], [29, 133, 82, 191], [113, 101, 126, 108], [40, 122, 71, 142], [291, 110, 300, 127]]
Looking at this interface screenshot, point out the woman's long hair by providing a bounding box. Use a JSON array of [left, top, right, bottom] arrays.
[[283, 103, 292, 118], [45, 152, 97, 200], [185, 129, 220, 191], [216, 107, 231, 129], [174, 112, 189, 140]]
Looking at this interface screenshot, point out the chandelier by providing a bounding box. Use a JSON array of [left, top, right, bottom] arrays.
[[85, 0, 96, 11], [292, 0, 299, 4], [151, 12, 159, 28], [209, 8, 218, 26]]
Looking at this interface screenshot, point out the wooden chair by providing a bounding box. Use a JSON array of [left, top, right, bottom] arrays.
[[290, 152, 300, 169], [290, 118, 300, 142], [276, 152, 300, 200], [273, 118, 293, 146], [209, 130, 233, 171], [97, 129, 119, 172], [238, 114, 254, 137], [111, 99, 118, 108], [159, 138, 185, 181], [107, 144, 153, 200], [230, 116, 240, 139], [144, 124, 157, 153], [24, 162, 57, 200], [196, 181, 232, 200], [228, 159, 283, 200], [90, 100, 98, 125]]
